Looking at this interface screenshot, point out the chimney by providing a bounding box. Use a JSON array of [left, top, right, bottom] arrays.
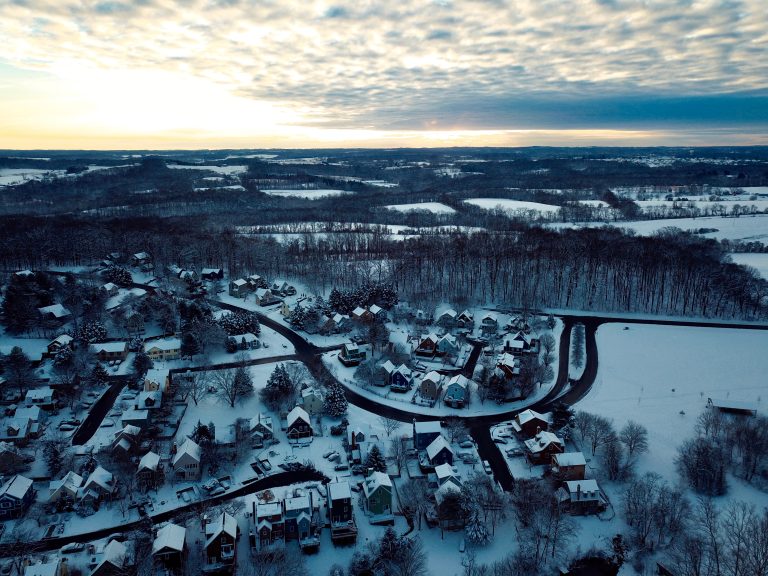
[[576, 484, 582, 500], [536, 426, 541, 435]]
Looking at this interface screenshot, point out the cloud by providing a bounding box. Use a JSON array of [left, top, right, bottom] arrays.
[[0, 0, 765, 140]]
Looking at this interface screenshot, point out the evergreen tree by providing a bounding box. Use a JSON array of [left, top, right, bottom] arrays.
[[53, 346, 73, 368], [71, 321, 108, 344], [329, 288, 344, 312], [364, 445, 387, 473], [288, 305, 307, 329], [43, 439, 64, 477], [133, 351, 153, 377], [465, 511, 490, 545], [5, 346, 34, 397], [104, 265, 132, 286], [225, 336, 238, 354], [234, 364, 254, 399], [218, 310, 260, 335], [323, 381, 348, 417], [89, 363, 110, 386], [377, 527, 402, 563], [181, 332, 200, 358], [260, 364, 294, 410]]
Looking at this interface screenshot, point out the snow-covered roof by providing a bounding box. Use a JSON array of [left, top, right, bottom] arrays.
[[0, 474, 33, 500], [434, 463, 457, 481], [14, 269, 34, 277], [84, 466, 113, 492], [503, 339, 525, 350], [369, 304, 383, 315], [25, 387, 53, 401], [173, 438, 201, 466], [564, 479, 601, 498], [38, 304, 71, 318], [205, 512, 237, 546], [250, 413, 273, 432], [394, 364, 412, 378], [232, 278, 248, 286], [13, 406, 40, 421], [517, 409, 549, 425], [138, 451, 161, 472], [481, 312, 498, 323], [554, 452, 586, 467], [145, 337, 181, 352], [23, 560, 60, 576], [133, 251, 150, 259], [363, 471, 392, 498], [458, 309, 473, 320], [434, 481, 461, 505], [201, 268, 222, 275], [255, 288, 271, 298], [420, 333, 439, 344], [438, 308, 457, 319], [414, 421, 441, 435], [379, 360, 396, 374], [90, 341, 128, 354], [231, 332, 259, 343], [422, 371, 442, 385], [101, 539, 128, 568], [118, 424, 141, 437], [446, 374, 470, 390], [352, 306, 367, 316], [524, 431, 563, 453], [287, 406, 310, 427], [256, 501, 282, 518], [284, 494, 310, 512], [49, 471, 83, 494], [426, 435, 453, 461], [332, 313, 349, 324], [102, 282, 118, 291], [49, 334, 73, 347], [439, 333, 457, 346], [328, 481, 351, 501], [136, 390, 162, 409], [497, 353, 517, 367], [153, 523, 186, 554]]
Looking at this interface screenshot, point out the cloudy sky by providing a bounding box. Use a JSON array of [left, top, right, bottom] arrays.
[[1, 0, 767, 149]]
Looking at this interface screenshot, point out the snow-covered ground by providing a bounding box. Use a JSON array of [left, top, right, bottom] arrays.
[[105, 287, 147, 310], [464, 198, 560, 216], [260, 188, 353, 199], [729, 253, 768, 280], [549, 214, 768, 242], [577, 323, 768, 504], [383, 202, 457, 214], [167, 164, 247, 175], [0, 167, 66, 185]]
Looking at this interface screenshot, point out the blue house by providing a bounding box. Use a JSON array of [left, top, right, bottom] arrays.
[[413, 421, 442, 451], [0, 474, 34, 521]]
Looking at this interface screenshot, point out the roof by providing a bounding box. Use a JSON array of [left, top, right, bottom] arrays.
[[414, 421, 441, 435], [153, 523, 186, 554], [13, 406, 41, 421], [255, 288, 271, 298], [133, 251, 150, 259], [369, 304, 383, 314], [482, 312, 498, 322], [708, 398, 757, 412], [101, 539, 128, 568], [564, 479, 601, 496], [352, 306, 367, 316], [554, 452, 586, 467], [102, 282, 118, 291], [439, 308, 457, 319], [50, 334, 73, 347], [420, 333, 439, 344], [287, 406, 310, 427], [145, 337, 181, 352], [38, 304, 71, 318], [447, 374, 470, 390], [231, 332, 258, 343], [49, 471, 83, 494], [119, 424, 141, 437], [201, 268, 222, 275], [328, 481, 351, 501], [232, 278, 248, 286], [524, 431, 563, 453], [84, 466, 113, 491], [173, 438, 201, 466], [517, 409, 549, 425], [24, 560, 60, 576], [394, 364, 412, 378], [426, 435, 453, 461], [90, 341, 128, 354], [434, 463, 457, 480], [0, 474, 33, 500], [256, 501, 282, 517], [284, 494, 310, 512], [333, 313, 349, 323], [497, 352, 517, 367], [434, 481, 461, 505], [138, 451, 161, 472], [422, 371, 443, 385], [205, 512, 237, 546], [25, 387, 53, 401], [363, 471, 392, 498], [379, 360, 396, 374], [250, 413, 273, 431], [458, 309, 473, 320]]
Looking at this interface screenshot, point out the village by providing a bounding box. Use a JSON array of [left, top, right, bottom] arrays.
[[0, 249, 767, 576]]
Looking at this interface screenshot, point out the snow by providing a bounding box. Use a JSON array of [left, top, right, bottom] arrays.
[[0, 168, 66, 186], [167, 164, 247, 175], [0, 474, 33, 499], [260, 189, 353, 199], [577, 323, 768, 498], [384, 202, 457, 214], [464, 198, 561, 215], [152, 523, 186, 553], [729, 253, 768, 280]]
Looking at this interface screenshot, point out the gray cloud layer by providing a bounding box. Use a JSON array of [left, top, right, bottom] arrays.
[[2, 0, 767, 131]]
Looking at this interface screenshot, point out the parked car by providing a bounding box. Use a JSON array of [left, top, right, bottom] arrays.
[[493, 437, 507, 445], [328, 453, 341, 463], [483, 460, 492, 474], [259, 459, 272, 471], [322, 450, 336, 458], [334, 463, 349, 471]]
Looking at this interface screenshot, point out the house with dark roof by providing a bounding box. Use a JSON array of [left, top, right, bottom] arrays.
[[0, 474, 34, 520]]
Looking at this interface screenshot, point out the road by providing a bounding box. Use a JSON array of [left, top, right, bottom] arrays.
[[71, 378, 129, 445]]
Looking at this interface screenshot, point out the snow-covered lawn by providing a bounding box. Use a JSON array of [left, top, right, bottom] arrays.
[[260, 189, 353, 199], [105, 287, 147, 310], [464, 198, 561, 216], [729, 253, 768, 280], [577, 323, 768, 506], [383, 202, 457, 214]]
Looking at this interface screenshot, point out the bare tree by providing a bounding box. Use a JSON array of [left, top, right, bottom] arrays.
[[444, 416, 469, 443], [177, 370, 210, 406], [398, 479, 430, 530], [379, 416, 402, 438], [211, 366, 251, 408], [619, 420, 649, 459], [573, 411, 594, 446], [587, 414, 615, 455], [389, 435, 408, 475]]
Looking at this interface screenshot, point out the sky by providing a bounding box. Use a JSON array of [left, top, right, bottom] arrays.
[[1, 0, 767, 149]]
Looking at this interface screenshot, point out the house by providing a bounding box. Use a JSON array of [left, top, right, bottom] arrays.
[[436, 308, 457, 330], [503, 331, 539, 355], [0, 418, 36, 446], [552, 452, 587, 481], [137, 451, 164, 492], [230, 333, 260, 350], [229, 278, 249, 297], [437, 333, 458, 357], [368, 304, 385, 321], [201, 268, 224, 281], [247, 274, 267, 289], [350, 306, 369, 322], [121, 409, 150, 430], [111, 424, 138, 460], [377, 360, 397, 386], [328, 481, 357, 543], [286, 406, 313, 441], [144, 337, 182, 361], [38, 304, 72, 323], [124, 310, 145, 335], [254, 288, 276, 306], [47, 334, 73, 356], [135, 390, 162, 411], [299, 386, 324, 415], [25, 387, 55, 409], [511, 409, 551, 437], [434, 482, 464, 530], [24, 559, 61, 576], [254, 500, 285, 549], [339, 342, 369, 366], [707, 398, 758, 417], [270, 280, 296, 296], [280, 301, 293, 317], [144, 377, 168, 394], [13, 406, 42, 425], [419, 371, 444, 403], [0, 474, 34, 520], [433, 463, 462, 488], [172, 439, 202, 481], [90, 341, 129, 363], [556, 480, 607, 516], [101, 283, 119, 297], [13, 269, 35, 279], [81, 466, 116, 501], [415, 333, 439, 357], [178, 269, 198, 283], [413, 421, 442, 450], [250, 414, 274, 448], [390, 364, 413, 392], [495, 353, 520, 380], [362, 471, 393, 519], [131, 252, 152, 266], [204, 512, 238, 572], [152, 523, 187, 573], [480, 313, 499, 336], [425, 435, 454, 467], [456, 310, 474, 331], [443, 375, 470, 408], [284, 492, 314, 544], [507, 316, 531, 333], [524, 430, 565, 465], [91, 539, 132, 576]]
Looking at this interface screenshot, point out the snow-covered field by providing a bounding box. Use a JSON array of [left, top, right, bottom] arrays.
[[464, 198, 560, 216], [0, 167, 66, 185], [167, 164, 247, 175], [549, 214, 768, 242], [577, 323, 768, 503], [636, 199, 768, 212], [261, 189, 353, 199], [384, 202, 457, 214], [729, 253, 768, 280]]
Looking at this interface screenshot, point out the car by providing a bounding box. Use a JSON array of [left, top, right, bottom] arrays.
[[350, 484, 361, 493], [322, 450, 336, 458], [328, 453, 341, 463], [458, 441, 473, 449], [278, 463, 289, 471], [482, 460, 492, 474], [506, 447, 524, 457], [493, 437, 507, 445], [351, 464, 365, 475], [259, 459, 272, 471], [60, 542, 85, 554], [58, 424, 75, 432], [334, 463, 349, 471]]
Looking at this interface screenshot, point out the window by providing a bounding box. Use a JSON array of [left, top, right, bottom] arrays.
[[221, 544, 234, 558]]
